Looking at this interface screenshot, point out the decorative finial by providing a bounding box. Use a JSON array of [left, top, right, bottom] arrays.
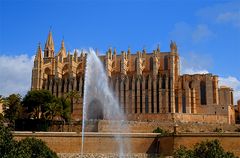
[[142, 46, 146, 54], [108, 47, 112, 53], [35, 42, 42, 60], [157, 44, 160, 52], [74, 49, 78, 55], [170, 40, 177, 53], [61, 39, 65, 48], [127, 47, 131, 55]]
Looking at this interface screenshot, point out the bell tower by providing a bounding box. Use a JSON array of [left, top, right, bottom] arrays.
[[44, 31, 55, 59]]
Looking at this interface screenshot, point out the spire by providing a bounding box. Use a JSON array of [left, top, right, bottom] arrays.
[[61, 39, 65, 49], [157, 44, 160, 52], [45, 31, 54, 51], [44, 31, 55, 58], [170, 40, 177, 53], [108, 47, 112, 54], [113, 48, 116, 56], [127, 47, 131, 55], [35, 43, 42, 60], [142, 46, 146, 54], [74, 49, 78, 57], [58, 39, 66, 57]]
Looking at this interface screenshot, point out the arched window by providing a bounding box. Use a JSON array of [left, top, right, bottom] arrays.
[[87, 99, 104, 120], [189, 81, 193, 89], [200, 81, 207, 105]]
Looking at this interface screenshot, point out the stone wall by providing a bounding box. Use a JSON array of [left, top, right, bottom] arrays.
[[48, 119, 239, 133], [13, 132, 240, 157], [126, 113, 229, 124], [13, 132, 159, 154], [97, 120, 240, 133]]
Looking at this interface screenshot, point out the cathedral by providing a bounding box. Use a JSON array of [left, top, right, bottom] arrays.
[[31, 32, 236, 124]]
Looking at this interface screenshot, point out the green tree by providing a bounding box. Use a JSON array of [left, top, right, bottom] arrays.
[[66, 90, 80, 113], [3, 94, 22, 127], [174, 139, 237, 158], [22, 90, 54, 119], [0, 122, 58, 158], [0, 123, 16, 157], [58, 97, 71, 122], [6, 137, 58, 158]]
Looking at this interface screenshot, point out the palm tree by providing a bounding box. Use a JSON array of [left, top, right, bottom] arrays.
[[66, 90, 80, 113], [44, 101, 62, 121], [57, 97, 71, 122]]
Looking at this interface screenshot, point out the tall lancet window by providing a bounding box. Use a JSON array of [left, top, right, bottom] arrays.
[[200, 81, 207, 105]]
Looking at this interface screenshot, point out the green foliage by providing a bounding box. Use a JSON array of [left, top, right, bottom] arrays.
[[22, 90, 55, 119], [213, 127, 223, 133], [22, 90, 71, 122], [43, 97, 71, 122], [6, 137, 58, 158], [0, 123, 58, 158], [174, 145, 194, 158], [152, 127, 171, 136], [0, 123, 16, 157], [3, 94, 23, 126], [66, 90, 80, 113], [174, 139, 237, 158], [57, 97, 71, 122]]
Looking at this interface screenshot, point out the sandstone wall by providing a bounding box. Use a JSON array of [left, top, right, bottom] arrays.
[[13, 132, 159, 154], [13, 132, 240, 157], [126, 113, 229, 124]]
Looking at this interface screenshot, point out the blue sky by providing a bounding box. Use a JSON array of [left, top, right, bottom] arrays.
[[0, 0, 240, 102]]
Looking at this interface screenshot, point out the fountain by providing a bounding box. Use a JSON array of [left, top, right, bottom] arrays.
[[81, 49, 130, 157]]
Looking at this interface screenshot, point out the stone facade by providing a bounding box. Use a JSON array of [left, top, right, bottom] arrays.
[[31, 32, 235, 124]]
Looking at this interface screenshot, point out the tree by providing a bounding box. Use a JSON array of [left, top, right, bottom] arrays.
[[0, 123, 16, 157], [66, 90, 80, 113], [3, 94, 22, 127], [6, 137, 58, 158], [58, 97, 71, 122], [174, 139, 237, 158], [22, 90, 55, 119], [0, 122, 58, 158]]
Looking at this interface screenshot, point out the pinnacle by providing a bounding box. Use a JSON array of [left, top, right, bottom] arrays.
[[35, 43, 42, 60], [45, 31, 54, 51]]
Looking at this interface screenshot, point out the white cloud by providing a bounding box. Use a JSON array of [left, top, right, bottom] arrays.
[[216, 11, 240, 27], [170, 22, 214, 44], [181, 68, 209, 75], [219, 76, 240, 104], [197, 1, 240, 29], [192, 24, 214, 43], [180, 52, 212, 75], [180, 54, 240, 104], [0, 54, 34, 97]]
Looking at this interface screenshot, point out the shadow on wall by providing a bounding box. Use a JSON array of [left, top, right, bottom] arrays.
[[146, 137, 160, 155]]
